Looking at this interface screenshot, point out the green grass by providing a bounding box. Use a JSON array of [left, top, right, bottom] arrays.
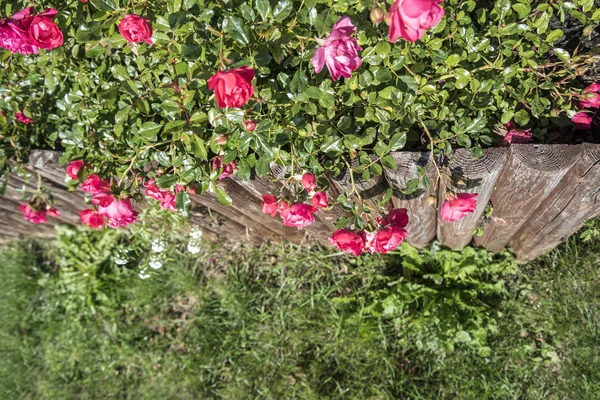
[[0, 219, 599, 399]]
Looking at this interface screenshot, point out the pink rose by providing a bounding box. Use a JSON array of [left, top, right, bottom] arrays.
[[26, 8, 63, 50], [118, 14, 153, 45], [19, 203, 59, 224], [19, 203, 46, 224], [66, 160, 85, 180], [280, 203, 315, 229], [311, 16, 362, 81], [207, 67, 254, 108], [580, 83, 600, 109], [80, 174, 111, 194], [502, 128, 532, 146], [15, 110, 33, 124], [371, 225, 408, 254], [572, 112, 593, 130], [47, 207, 60, 218], [212, 156, 238, 180], [0, 8, 37, 54], [329, 229, 365, 257], [261, 194, 279, 217], [245, 120, 257, 131], [388, 0, 445, 43], [97, 196, 138, 228], [302, 173, 316, 193], [380, 208, 409, 228], [441, 193, 478, 222], [312, 191, 328, 209], [144, 178, 177, 212], [79, 209, 105, 229]]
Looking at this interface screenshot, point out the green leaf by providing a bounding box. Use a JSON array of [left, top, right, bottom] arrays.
[[225, 16, 250, 45], [255, 0, 271, 21], [375, 41, 391, 56], [514, 110, 530, 126], [273, 0, 293, 21], [89, 0, 119, 12], [454, 69, 471, 89], [191, 136, 208, 160], [465, 115, 487, 133], [445, 54, 461, 67], [389, 132, 407, 151], [155, 174, 179, 189], [512, 3, 531, 18], [139, 122, 163, 140], [115, 106, 132, 124], [553, 48, 571, 64], [215, 185, 233, 206], [501, 110, 514, 125], [176, 191, 191, 218], [381, 155, 397, 170], [545, 29, 564, 43]]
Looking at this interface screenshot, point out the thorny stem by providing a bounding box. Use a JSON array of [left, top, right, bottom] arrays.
[[418, 117, 443, 190], [344, 159, 364, 209]]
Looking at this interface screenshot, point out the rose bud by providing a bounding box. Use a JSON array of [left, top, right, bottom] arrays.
[[245, 120, 257, 131], [215, 134, 228, 145], [370, 7, 385, 25]]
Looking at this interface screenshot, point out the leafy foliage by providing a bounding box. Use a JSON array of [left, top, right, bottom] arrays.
[[0, 0, 599, 210]]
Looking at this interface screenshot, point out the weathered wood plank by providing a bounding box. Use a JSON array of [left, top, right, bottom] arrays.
[[510, 144, 600, 261], [437, 148, 508, 249], [193, 178, 310, 242], [384, 152, 436, 248], [474, 144, 582, 253]]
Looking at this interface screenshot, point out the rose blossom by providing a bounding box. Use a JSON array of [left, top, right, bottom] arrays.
[[144, 178, 177, 212], [19, 203, 59, 224], [302, 173, 316, 193], [441, 193, 478, 222], [15, 110, 33, 124], [580, 82, 600, 109], [312, 192, 328, 209], [207, 67, 255, 108], [80, 174, 111, 194], [118, 14, 153, 44], [329, 229, 365, 257], [212, 156, 238, 180], [502, 128, 532, 146], [311, 16, 362, 81], [97, 196, 138, 228], [380, 208, 409, 228], [572, 112, 593, 130], [26, 8, 63, 50], [66, 160, 85, 180], [0, 8, 62, 54], [261, 194, 279, 217], [388, 0, 445, 43], [0, 8, 37, 54], [280, 203, 315, 229], [79, 209, 105, 229], [245, 120, 257, 131], [371, 225, 408, 254]]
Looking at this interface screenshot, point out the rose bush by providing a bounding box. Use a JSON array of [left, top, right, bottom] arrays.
[[0, 0, 599, 251]]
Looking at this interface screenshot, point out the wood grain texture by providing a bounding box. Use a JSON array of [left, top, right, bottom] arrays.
[[474, 144, 582, 253], [510, 144, 600, 260], [437, 148, 508, 249], [383, 152, 437, 248], [194, 178, 309, 242]]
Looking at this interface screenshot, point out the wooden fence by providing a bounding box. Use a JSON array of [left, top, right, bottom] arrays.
[[1, 145, 599, 261]]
